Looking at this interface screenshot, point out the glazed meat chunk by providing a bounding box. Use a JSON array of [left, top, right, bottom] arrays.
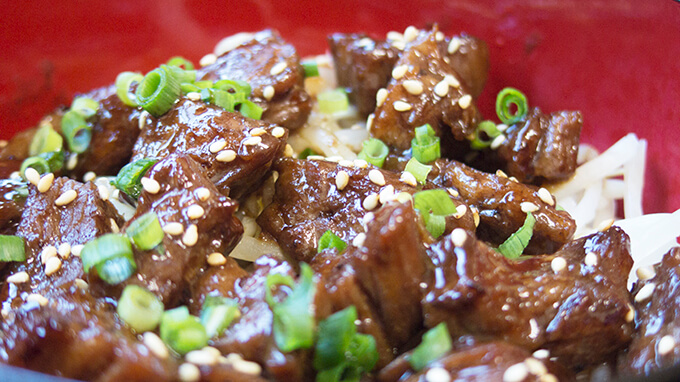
[[189, 256, 248, 314], [131, 98, 288, 199], [423, 226, 634, 368], [0, 179, 26, 235], [444, 33, 489, 100], [198, 29, 312, 130]]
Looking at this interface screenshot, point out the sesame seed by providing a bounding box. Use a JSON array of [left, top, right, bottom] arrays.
[[74, 278, 89, 290], [497, 123, 509, 132], [270, 62, 287, 76], [55, 189, 78, 206], [392, 65, 408, 80], [376, 88, 388, 107], [9, 171, 21, 180], [335, 171, 350, 191], [636, 266, 656, 280], [584, 252, 598, 266], [400, 171, 418, 187], [387, 31, 403, 41], [625, 304, 636, 322], [138, 111, 150, 130], [496, 169, 508, 178], [178, 362, 200, 382], [393, 101, 412, 112], [243, 136, 262, 146], [195, 187, 211, 201], [41, 245, 58, 264], [352, 233, 366, 247], [186, 349, 219, 365], [24, 167, 40, 185], [272, 126, 286, 138], [186, 204, 205, 219], [597, 218, 615, 232], [306, 155, 325, 161], [66, 153, 78, 170], [425, 367, 451, 382], [353, 159, 369, 169], [366, 113, 375, 131], [490, 134, 507, 149], [434, 80, 449, 97], [263, 85, 275, 101], [403, 80, 424, 95], [284, 144, 294, 157], [250, 127, 266, 136], [551, 257, 567, 273], [520, 202, 539, 213], [362, 193, 379, 210], [97, 185, 110, 201], [447, 188, 459, 197], [7, 271, 29, 284], [368, 169, 386, 186], [207, 252, 227, 266], [187, 92, 201, 101], [454, 204, 468, 219], [503, 362, 529, 382], [472, 207, 480, 227], [203, 346, 221, 359], [458, 94, 472, 109], [379, 185, 397, 204], [182, 224, 199, 246], [200, 53, 217, 67], [110, 218, 120, 233], [37, 173, 54, 193], [163, 222, 185, 236], [392, 40, 406, 50], [362, 212, 375, 226], [141, 177, 161, 194], [58, 242, 71, 259], [444, 74, 460, 88], [532, 349, 550, 360], [635, 283, 656, 302], [71, 244, 84, 257], [0, 140, 6, 148], [209, 139, 228, 153], [435, 31, 445, 41], [216, 149, 237, 163], [111, 189, 121, 200], [403, 26, 419, 42], [448, 37, 462, 54], [225, 353, 262, 375], [524, 357, 547, 376], [540, 374, 559, 382], [451, 228, 467, 247], [26, 293, 49, 306], [658, 335, 676, 355], [395, 192, 412, 203], [537, 188, 554, 206], [143, 332, 169, 359]]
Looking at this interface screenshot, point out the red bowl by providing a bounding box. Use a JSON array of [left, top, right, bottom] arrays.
[[1, 0, 679, 212]]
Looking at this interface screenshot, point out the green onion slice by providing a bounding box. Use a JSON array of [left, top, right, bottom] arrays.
[[409, 323, 452, 371], [160, 306, 208, 355], [117, 284, 164, 332], [404, 158, 432, 184], [318, 89, 349, 114], [345, 333, 379, 375], [299, 148, 318, 159], [126, 212, 164, 250], [239, 100, 263, 120], [470, 120, 502, 150], [213, 79, 251, 97], [167, 56, 195, 70], [20, 156, 51, 178], [413, 190, 458, 238], [211, 89, 235, 111], [111, 158, 159, 199], [314, 306, 358, 370], [200, 295, 241, 338], [29, 123, 63, 156], [81, 233, 135, 280], [358, 138, 389, 168], [135, 65, 182, 117], [70, 97, 100, 119], [496, 87, 528, 125], [497, 212, 536, 259], [302, 60, 319, 77], [0, 235, 26, 262], [61, 110, 92, 154], [317, 230, 347, 253], [115, 72, 144, 107], [411, 124, 441, 164]]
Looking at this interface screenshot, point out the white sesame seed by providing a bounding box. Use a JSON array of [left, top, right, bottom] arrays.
[[454, 204, 468, 219], [110, 218, 120, 233], [387, 31, 403, 41], [270, 62, 287, 76], [7, 271, 29, 284], [195, 187, 211, 201], [520, 202, 539, 213], [496, 123, 509, 132], [434, 80, 449, 97], [658, 335, 676, 356], [496, 169, 508, 178], [141, 177, 161, 194], [335, 171, 350, 191], [392, 65, 408, 80], [41, 245, 58, 264], [448, 37, 462, 54], [532, 349, 550, 360], [225, 353, 262, 375], [353, 159, 369, 169], [203, 346, 221, 359], [272, 126, 286, 138], [626, 304, 636, 322], [186, 204, 205, 219], [366, 113, 375, 131], [537, 188, 554, 206], [250, 127, 266, 137], [0, 140, 6, 148], [97, 185, 110, 201], [503, 362, 529, 382], [636, 266, 656, 280], [306, 155, 325, 161], [540, 374, 559, 382], [74, 278, 89, 290], [490, 134, 507, 150], [352, 233, 366, 247], [200, 53, 217, 67], [396, 192, 412, 204], [458, 94, 472, 109], [138, 111, 150, 130], [71, 244, 84, 257], [24, 167, 40, 185], [447, 188, 459, 197], [143, 332, 169, 359], [263, 85, 275, 101], [403, 26, 419, 42], [472, 207, 480, 227], [216, 149, 237, 163], [187, 92, 201, 101], [402, 80, 424, 95], [400, 171, 418, 187], [368, 169, 386, 186], [451, 228, 467, 247], [524, 357, 547, 376], [58, 242, 71, 259], [55, 189, 78, 206], [66, 153, 78, 170], [111, 189, 121, 200], [26, 293, 49, 306], [362, 193, 379, 210], [635, 283, 656, 303], [392, 40, 406, 50], [178, 362, 200, 382], [584, 252, 598, 266], [9, 171, 21, 180], [182, 224, 199, 247], [425, 367, 451, 382], [207, 252, 227, 266], [243, 136, 262, 146], [597, 218, 615, 232], [393, 101, 412, 112], [551, 257, 567, 273], [186, 349, 219, 365], [376, 88, 388, 107], [284, 144, 294, 157], [444, 74, 460, 88], [163, 222, 185, 236], [37, 173, 54, 193], [362, 212, 375, 226], [209, 139, 228, 153], [379, 185, 396, 204], [435, 31, 445, 42]]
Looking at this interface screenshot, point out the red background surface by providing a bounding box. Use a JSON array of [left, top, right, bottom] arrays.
[[1, 0, 679, 213]]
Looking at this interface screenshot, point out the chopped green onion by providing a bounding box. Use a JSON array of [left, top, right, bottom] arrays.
[[299, 148, 319, 159], [135, 65, 182, 117], [112, 158, 159, 199], [29, 123, 63, 156], [265, 263, 317, 352], [470, 120, 502, 150], [411, 124, 440, 164], [0, 235, 26, 262], [115, 72, 144, 107], [317, 230, 347, 253], [496, 87, 528, 125], [302, 60, 319, 77], [239, 100, 263, 120], [318, 89, 349, 114], [314, 306, 358, 370], [193, 80, 214, 89], [117, 285, 164, 332], [166, 56, 195, 71], [164, 65, 197, 85], [213, 79, 251, 97], [200, 295, 241, 338], [404, 158, 431, 184], [345, 333, 379, 375], [40, 150, 65, 172], [61, 110, 92, 153], [211, 89, 235, 111], [497, 212, 536, 259], [409, 323, 452, 371], [81, 233, 136, 285], [95, 249, 136, 284], [358, 138, 389, 168], [20, 156, 51, 178], [160, 306, 208, 355], [413, 190, 458, 238], [180, 82, 199, 94], [70, 97, 99, 119], [126, 212, 163, 250]]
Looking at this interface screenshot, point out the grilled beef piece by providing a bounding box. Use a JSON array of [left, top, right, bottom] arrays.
[[496, 107, 582, 183], [423, 226, 634, 369], [131, 98, 288, 199], [198, 30, 311, 130], [370, 27, 480, 151], [189, 256, 248, 314], [430, 158, 576, 254], [0, 290, 176, 381], [444, 33, 489, 101], [619, 248, 680, 376], [258, 157, 473, 262], [90, 154, 243, 307], [0, 179, 27, 235], [0, 127, 36, 163]]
